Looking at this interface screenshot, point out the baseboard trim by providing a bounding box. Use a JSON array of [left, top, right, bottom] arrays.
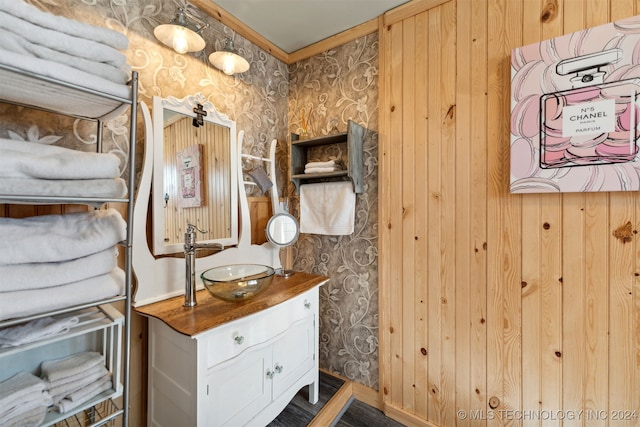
[[313, 370, 440, 427], [383, 401, 439, 427], [308, 380, 353, 427]]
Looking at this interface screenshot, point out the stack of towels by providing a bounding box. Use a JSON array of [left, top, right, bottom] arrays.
[[0, 138, 127, 201], [0, 0, 131, 116], [304, 159, 343, 174], [41, 351, 112, 414], [0, 208, 127, 321], [0, 372, 51, 427]]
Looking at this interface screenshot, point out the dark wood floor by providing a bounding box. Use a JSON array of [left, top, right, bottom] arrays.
[[268, 372, 405, 427]]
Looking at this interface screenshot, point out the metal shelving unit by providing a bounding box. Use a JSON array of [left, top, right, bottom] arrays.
[[0, 65, 138, 427]]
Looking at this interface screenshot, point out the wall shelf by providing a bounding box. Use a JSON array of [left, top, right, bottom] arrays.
[[290, 120, 364, 194]]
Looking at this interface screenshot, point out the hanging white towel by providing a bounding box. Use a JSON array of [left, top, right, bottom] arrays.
[[300, 182, 355, 235], [0, 209, 126, 265]]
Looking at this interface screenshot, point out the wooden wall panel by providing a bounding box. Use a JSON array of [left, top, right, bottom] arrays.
[[379, 0, 640, 426]]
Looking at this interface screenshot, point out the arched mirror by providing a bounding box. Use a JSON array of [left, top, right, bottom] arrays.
[[152, 94, 238, 255]]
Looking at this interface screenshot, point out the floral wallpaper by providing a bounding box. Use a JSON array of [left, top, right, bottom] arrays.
[[0, 0, 290, 195], [288, 34, 380, 389], [0, 0, 380, 397]]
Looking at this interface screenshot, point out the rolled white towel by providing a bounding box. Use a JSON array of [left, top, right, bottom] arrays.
[[0, 246, 118, 292], [0, 209, 126, 266], [0, 315, 79, 348], [40, 351, 104, 384], [0, 0, 129, 49], [0, 138, 121, 180], [54, 376, 112, 414]]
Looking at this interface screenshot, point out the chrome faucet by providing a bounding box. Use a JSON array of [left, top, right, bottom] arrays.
[[184, 223, 223, 307]]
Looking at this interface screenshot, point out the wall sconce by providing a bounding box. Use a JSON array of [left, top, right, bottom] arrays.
[[154, 8, 208, 54], [208, 38, 250, 75]]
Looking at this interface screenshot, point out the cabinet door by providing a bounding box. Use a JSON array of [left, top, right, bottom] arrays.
[[271, 315, 315, 399], [206, 345, 272, 427]]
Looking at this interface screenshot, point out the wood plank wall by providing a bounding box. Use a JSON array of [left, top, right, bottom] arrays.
[[378, 0, 640, 425], [162, 116, 232, 246]]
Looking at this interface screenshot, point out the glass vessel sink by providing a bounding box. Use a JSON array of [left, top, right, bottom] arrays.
[[201, 264, 275, 302]]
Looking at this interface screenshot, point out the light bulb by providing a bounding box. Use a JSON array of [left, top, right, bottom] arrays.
[[172, 28, 189, 54], [222, 54, 236, 75]]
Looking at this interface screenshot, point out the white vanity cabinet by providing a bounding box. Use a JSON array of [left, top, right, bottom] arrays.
[[142, 278, 325, 427]]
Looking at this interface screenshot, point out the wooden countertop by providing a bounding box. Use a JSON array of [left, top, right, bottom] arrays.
[[134, 271, 328, 337]]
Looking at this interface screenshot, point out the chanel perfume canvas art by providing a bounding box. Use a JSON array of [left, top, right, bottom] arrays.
[[176, 144, 204, 208], [510, 16, 640, 193]]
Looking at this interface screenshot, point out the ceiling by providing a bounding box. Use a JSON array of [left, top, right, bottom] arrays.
[[211, 0, 410, 53]]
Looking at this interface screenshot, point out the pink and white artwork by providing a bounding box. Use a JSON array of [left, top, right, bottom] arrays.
[[176, 144, 204, 208], [510, 16, 640, 193]]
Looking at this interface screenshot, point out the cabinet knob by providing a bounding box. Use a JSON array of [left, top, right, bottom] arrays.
[[304, 300, 311, 309], [274, 364, 283, 374], [266, 370, 275, 379], [234, 335, 244, 345]]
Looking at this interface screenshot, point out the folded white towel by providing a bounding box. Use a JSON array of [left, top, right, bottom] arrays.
[[0, 49, 131, 120], [0, 315, 79, 348], [305, 160, 339, 168], [0, 247, 118, 292], [0, 209, 126, 265], [0, 0, 128, 50], [0, 27, 130, 85], [0, 177, 127, 203], [300, 182, 356, 235], [40, 351, 104, 383], [0, 372, 44, 411], [0, 389, 52, 421], [0, 138, 121, 180], [65, 373, 111, 403], [54, 376, 112, 414], [0, 10, 126, 67], [0, 404, 47, 427], [48, 365, 109, 403], [304, 166, 342, 174], [0, 268, 125, 321]]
